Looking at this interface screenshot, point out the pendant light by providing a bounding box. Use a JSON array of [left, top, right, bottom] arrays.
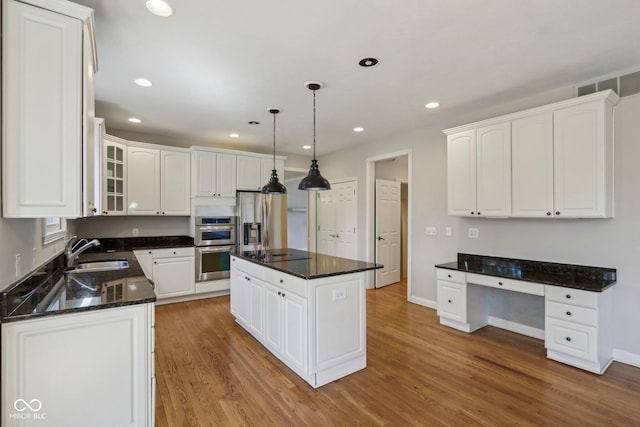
[[261, 108, 287, 194], [298, 81, 331, 191]]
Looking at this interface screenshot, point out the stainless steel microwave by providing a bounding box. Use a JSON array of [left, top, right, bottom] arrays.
[[195, 216, 236, 246]]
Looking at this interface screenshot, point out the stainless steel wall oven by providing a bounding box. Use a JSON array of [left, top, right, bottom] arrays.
[[195, 216, 236, 282]]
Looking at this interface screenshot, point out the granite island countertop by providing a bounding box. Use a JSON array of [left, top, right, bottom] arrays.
[[236, 248, 382, 280], [436, 253, 616, 292]]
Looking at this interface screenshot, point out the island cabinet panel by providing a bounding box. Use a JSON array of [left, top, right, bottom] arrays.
[[230, 255, 367, 388], [2, 304, 154, 427]]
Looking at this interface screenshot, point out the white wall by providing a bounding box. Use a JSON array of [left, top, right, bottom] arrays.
[[317, 87, 640, 358]]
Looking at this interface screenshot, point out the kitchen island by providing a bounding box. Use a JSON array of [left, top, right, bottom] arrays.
[[230, 249, 381, 388]]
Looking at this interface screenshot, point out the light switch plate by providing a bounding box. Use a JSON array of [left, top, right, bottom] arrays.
[[445, 227, 452, 237], [468, 228, 479, 239], [426, 226, 437, 236]]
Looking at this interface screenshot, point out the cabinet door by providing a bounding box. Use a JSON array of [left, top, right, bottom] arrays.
[[476, 122, 511, 217], [82, 26, 98, 217], [237, 155, 262, 190], [133, 249, 154, 280], [248, 276, 265, 338], [437, 280, 467, 323], [263, 282, 284, 353], [102, 138, 127, 215], [1, 304, 152, 427], [230, 259, 249, 324], [152, 256, 195, 298], [128, 147, 161, 215], [217, 153, 237, 197], [261, 157, 285, 187], [553, 101, 612, 218], [161, 150, 190, 215], [447, 130, 477, 216], [283, 291, 308, 374], [512, 113, 554, 217], [2, 1, 83, 217], [193, 151, 217, 197]]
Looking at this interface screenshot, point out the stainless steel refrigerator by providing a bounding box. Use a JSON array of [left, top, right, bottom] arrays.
[[236, 191, 287, 252]]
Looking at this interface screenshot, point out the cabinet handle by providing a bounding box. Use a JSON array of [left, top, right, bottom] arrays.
[[555, 211, 561, 216], [447, 274, 451, 278], [498, 281, 503, 286], [477, 212, 481, 216], [103, 211, 108, 215], [278, 291, 281, 296], [148, 251, 152, 254], [470, 211, 474, 215], [566, 311, 572, 316], [447, 299, 452, 303], [156, 211, 160, 215], [173, 251, 176, 255], [565, 294, 572, 299], [565, 337, 572, 342], [280, 279, 283, 283], [154, 261, 157, 264], [546, 212, 551, 216], [162, 212, 165, 215], [91, 208, 97, 213], [282, 293, 286, 297]]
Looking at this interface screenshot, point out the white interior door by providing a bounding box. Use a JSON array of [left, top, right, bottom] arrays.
[[375, 179, 401, 287], [316, 180, 358, 259]]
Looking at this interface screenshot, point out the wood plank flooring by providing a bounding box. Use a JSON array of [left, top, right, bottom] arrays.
[[154, 281, 640, 426]]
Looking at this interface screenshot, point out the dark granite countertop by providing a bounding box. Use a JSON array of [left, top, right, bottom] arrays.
[[236, 248, 382, 280], [435, 253, 616, 292]]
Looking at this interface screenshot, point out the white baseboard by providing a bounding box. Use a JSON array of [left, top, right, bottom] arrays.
[[409, 296, 437, 309], [613, 349, 640, 368], [487, 316, 545, 340]]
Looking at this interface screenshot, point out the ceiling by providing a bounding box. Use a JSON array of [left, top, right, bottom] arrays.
[[76, 0, 640, 156]]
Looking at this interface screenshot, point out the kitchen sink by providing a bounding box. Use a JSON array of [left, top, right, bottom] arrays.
[[66, 259, 129, 273]]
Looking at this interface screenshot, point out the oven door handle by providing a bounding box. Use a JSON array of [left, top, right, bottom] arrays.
[[197, 246, 236, 254], [197, 225, 234, 232]]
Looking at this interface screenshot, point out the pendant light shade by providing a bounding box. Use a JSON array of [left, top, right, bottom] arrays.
[[298, 81, 331, 191], [261, 108, 287, 194]]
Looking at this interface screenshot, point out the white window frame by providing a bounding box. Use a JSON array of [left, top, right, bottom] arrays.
[[42, 217, 67, 244]]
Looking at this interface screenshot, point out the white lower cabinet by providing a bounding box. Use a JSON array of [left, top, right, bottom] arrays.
[[544, 285, 613, 374], [1, 304, 154, 427], [230, 256, 364, 388], [134, 248, 195, 301]]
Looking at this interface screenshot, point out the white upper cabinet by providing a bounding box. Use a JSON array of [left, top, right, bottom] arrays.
[[102, 135, 127, 216], [445, 90, 618, 219], [447, 130, 477, 216], [476, 122, 511, 217], [2, 0, 96, 218], [237, 155, 262, 190], [82, 26, 98, 217], [512, 112, 554, 217], [553, 101, 614, 218], [192, 150, 236, 198], [128, 145, 190, 215]]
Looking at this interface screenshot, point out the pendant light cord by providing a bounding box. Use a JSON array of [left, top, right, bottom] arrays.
[[313, 89, 317, 161], [272, 111, 276, 169]]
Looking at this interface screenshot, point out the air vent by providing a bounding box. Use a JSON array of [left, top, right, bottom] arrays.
[[577, 68, 640, 98]]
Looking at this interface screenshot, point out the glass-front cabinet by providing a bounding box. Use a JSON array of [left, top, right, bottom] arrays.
[[102, 135, 127, 215]]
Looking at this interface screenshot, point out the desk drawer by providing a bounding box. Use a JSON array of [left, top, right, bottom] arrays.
[[545, 317, 597, 362], [545, 285, 598, 308], [436, 268, 466, 284], [546, 301, 597, 327], [437, 280, 467, 323], [466, 273, 544, 296]]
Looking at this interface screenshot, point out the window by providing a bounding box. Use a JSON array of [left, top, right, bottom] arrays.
[[42, 217, 67, 244]]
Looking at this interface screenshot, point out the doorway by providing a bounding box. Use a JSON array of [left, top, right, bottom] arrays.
[[316, 178, 358, 260], [284, 168, 309, 250], [366, 151, 411, 295]]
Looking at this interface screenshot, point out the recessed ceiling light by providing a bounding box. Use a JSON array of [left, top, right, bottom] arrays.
[[248, 121, 260, 125], [128, 117, 141, 123], [134, 78, 153, 87], [146, 0, 173, 17], [358, 57, 379, 67], [229, 133, 239, 138], [302, 145, 311, 150], [353, 127, 364, 132], [425, 102, 440, 109]]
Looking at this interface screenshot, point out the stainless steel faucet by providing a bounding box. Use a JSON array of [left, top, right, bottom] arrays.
[[65, 236, 101, 268]]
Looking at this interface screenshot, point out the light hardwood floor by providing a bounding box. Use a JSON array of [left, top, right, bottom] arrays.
[[154, 280, 640, 426]]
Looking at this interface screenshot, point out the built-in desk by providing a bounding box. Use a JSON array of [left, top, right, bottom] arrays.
[[435, 253, 616, 374]]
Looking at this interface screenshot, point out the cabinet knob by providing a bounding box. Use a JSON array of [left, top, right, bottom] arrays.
[[156, 211, 160, 215], [498, 281, 503, 286], [566, 311, 572, 316], [91, 208, 97, 213], [154, 261, 157, 264], [280, 279, 283, 283], [148, 251, 152, 254], [103, 211, 108, 215], [546, 212, 551, 216], [245, 276, 250, 281], [282, 293, 286, 297], [173, 251, 177, 254], [470, 211, 474, 215], [447, 274, 451, 278], [565, 337, 572, 342], [162, 212, 165, 215], [447, 299, 452, 303], [477, 212, 481, 216], [565, 294, 572, 299], [278, 291, 281, 296], [555, 211, 561, 216]]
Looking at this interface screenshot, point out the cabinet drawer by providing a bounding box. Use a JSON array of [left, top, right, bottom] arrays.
[[437, 281, 467, 323], [546, 301, 597, 327], [152, 247, 194, 259], [232, 256, 265, 280], [264, 268, 308, 298], [436, 268, 466, 284], [466, 273, 544, 296], [545, 285, 598, 308], [545, 317, 597, 362]]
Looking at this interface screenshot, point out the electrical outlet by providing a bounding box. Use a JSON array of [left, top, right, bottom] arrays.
[[15, 254, 21, 277], [132, 228, 139, 237], [468, 228, 479, 239], [426, 226, 437, 236], [333, 288, 346, 301], [445, 227, 452, 237]]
